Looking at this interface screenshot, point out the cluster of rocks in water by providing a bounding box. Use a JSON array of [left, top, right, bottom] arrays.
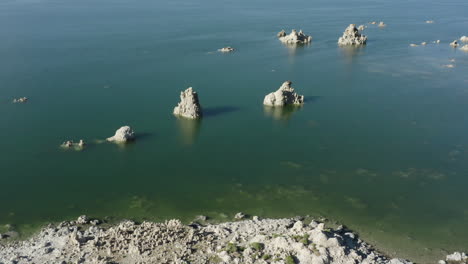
[[338, 24, 367, 46], [61, 140, 86, 149], [218, 47, 235, 53], [12, 97, 28, 103], [0, 215, 420, 264], [277, 29, 312, 44]]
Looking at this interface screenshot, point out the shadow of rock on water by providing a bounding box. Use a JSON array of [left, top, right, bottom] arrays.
[[175, 118, 202, 145], [134, 132, 154, 141], [263, 105, 302, 121], [203, 106, 240, 118], [304, 96, 321, 103]]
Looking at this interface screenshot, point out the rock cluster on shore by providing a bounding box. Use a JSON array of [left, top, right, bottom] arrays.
[[0, 216, 417, 264], [338, 24, 367, 45], [173, 87, 202, 119], [106, 126, 135, 143], [277, 29, 312, 44], [263, 81, 304, 107]]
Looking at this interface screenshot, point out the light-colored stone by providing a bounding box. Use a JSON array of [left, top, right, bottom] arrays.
[[173, 87, 202, 119], [410, 44, 419, 47], [338, 24, 367, 45], [378, 21, 386, 27], [106, 126, 135, 142], [234, 212, 246, 220], [460, 44, 468, 51], [421, 42, 427, 45], [278, 29, 312, 44], [426, 20, 434, 24], [450, 40, 459, 47], [218, 47, 234, 53], [263, 81, 304, 107], [358, 25, 365, 31], [13, 97, 28, 103], [460, 36, 468, 42]]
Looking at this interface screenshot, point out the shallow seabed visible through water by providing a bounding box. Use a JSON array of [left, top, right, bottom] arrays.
[[1, 0, 468, 263]]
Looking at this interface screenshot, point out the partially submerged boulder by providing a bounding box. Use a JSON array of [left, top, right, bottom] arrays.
[[450, 40, 459, 47], [107, 126, 135, 143], [263, 81, 304, 107], [173, 87, 202, 119], [277, 29, 312, 44], [460, 45, 468, 51], [338, 24, 367, 46], [460, 36, 468, 42], [13, 97, 28, 103], [218, 47, 235, 53], [61, 140, 86, 149], [378, 21, 386, 27], [357, 25, 365, 31]]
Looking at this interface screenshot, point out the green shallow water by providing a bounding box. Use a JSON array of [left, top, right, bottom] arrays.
[[1, 0, 468, 262]]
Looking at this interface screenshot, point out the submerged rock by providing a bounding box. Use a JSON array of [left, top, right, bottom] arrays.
[[173, 87, 202, 119], [426, 20, 434, 24], [278, 29, 312, 44], [410, 43, 419, 47], [450, 40, 459, 47], [107, 126, 135, 143], [421, 42, 427, 45], [218, 46, 235, 53], [460, 36, 468, 42], [61, 140, 86, 149], [263, 81, 304, 107], [338, 24, 367, 45], [13, 97, 28, 103]]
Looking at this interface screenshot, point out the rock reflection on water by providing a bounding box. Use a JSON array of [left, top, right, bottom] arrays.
[[175, 118, 202, 145], [263, 105, 302, 121], [282, 42, 311, 57], [339, 46, 365, 64]]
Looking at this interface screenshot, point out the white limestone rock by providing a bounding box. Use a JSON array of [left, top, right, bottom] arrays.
[[338, 24, 367, 46], [460, 36, 468, 42], [106, 126, 135, 143], [278, 29, 312, 44], [263, 81, 304, 107], [450, 40, 459, 47], [173, 87, 202, 119]]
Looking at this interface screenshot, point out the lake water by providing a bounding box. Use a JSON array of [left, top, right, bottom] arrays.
[[1, 0, 468, 262]]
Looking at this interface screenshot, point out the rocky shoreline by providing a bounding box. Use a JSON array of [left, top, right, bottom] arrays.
[[0, 215, 420, 264]]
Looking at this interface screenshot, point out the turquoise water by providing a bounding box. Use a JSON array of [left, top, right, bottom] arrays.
[[1, 0, 468, 262]]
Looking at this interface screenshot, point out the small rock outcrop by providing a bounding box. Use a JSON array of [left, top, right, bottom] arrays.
[[450, 40, 459, 47], [61, 140, 86, 149], [277, 29, 312, 44], [338, 24, 367, 45], [426, 20, 434, 24], [234, 212, 246, 220], [460, 36, 468, 42], [173, 87, 202, 119], [460, 45, 468, 51], [218, 47, 234, 53], [378, 21, 386, 27], [107, 126, 135, 143], [13, 97, 28, 103], [358, 25, 365, 31], [263, 81, 304, 107]]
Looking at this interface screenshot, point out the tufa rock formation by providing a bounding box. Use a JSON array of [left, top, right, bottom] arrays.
[[13, 97, 28, 103], [218, 47, 235, 53], [450, 40, 459, 47], [338, 24, 367, 45], [277, 29, 312, 44], [107, 126, 135, 143], [460, 36, 468, 42], [173, 87, 202, 119], [460, 45, 468, 52], [263, 81, 304, 107]]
